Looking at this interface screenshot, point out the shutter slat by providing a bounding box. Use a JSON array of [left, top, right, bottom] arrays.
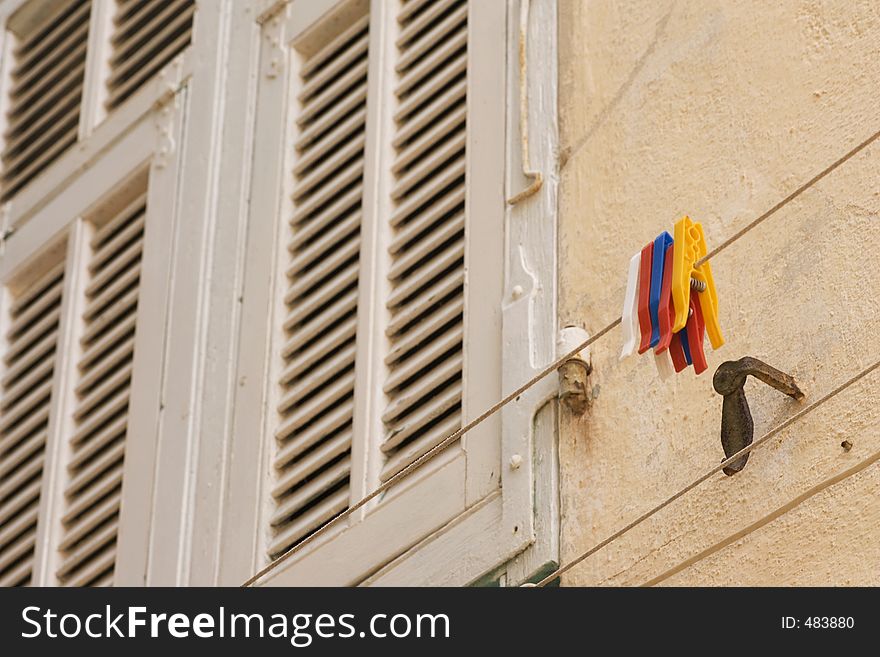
[[0, 505, 38, 552], [0, 454, 43, 503], [396, 3, 467, 73], [393, 79, 465, 149], [276, 372, 355, 430], [298, 32, 369, 101], [296, 59, 369, 128], [3, 306, 61, 364], [1, 354, 54, 412], [267, 489, 348, 558], [0, 527, 36, 574], [1, 330, 57, 385], [283, 259, 359, 310], [10, 263, 65, 315], [69, 388, 129, 448], [72, 362, 133, 423], [396, 25, 466, 98], [397, 0, 459, 46], [65, 441, 125, 498], [67, 417, 126, 473], [290, 160, 364, 223], [394, 52, 466, 124], [6, 278, 63, 340], [0, 558, 33, 587], [294, 82, 367, 153], [61, 542, 116, 587], [278, 345, 357, 415], [386, 268, 463, 338], [78, 313, 136, 372], [88, 213, 146, 276], [0, 409, 48, 458], [78, 288, 139, 346], [388, 186, 464, 254], [393, 104, 466, 175], [59, 490, 120, 552], [106, 0, 195, 109], [289, 189, 361, 239], [271, 456, 351, 524], [387, 238, 464, 309], [284, 233, 360, 297], [293, 108, 367, 175], [83, 264, 142, 322], [280, 296, 358, 366], [75, 335, 135, 396], [291, 134, 366, 202], [382, 352, 462, 425], [287, 214, 361, 278], [55, 521, 116, 580], [300, 13, 370, 79], [391, 132, 466, 201], [0, 377, 53, 434], [62, 467, 123, 525], [0, 480, 41, 526], [388, 212, 464, 281], [273, 430, 352, 491], [389, 157, 465, 227], [0, 432, 43, 480], [275, 404, 351, 460], [280, 316, 357, 373], [384, 323, 462, 393], [385, 295, 463, 364], [381, 412, 460, 481], [86, 234, 142, 284], [1, 3, 90, 200], [90, 194, 147, 246]]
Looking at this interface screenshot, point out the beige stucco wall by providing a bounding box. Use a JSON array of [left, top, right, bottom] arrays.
[[557, 0, 880, 585]]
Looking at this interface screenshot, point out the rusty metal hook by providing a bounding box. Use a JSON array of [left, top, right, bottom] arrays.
[[712, 357, 804, 475]]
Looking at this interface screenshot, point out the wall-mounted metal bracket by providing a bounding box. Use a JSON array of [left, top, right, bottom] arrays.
[[557, 326, 592, 415], [713, 357, 804, 475]]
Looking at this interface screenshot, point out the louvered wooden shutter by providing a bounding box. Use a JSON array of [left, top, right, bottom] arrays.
[[381, 0, 467, 482], [0, 264, 65, 586], [268, 13, 370, 560], [57, 195, 145, 586], [1, 0, 91, 201], [106, 0, 196, 110]]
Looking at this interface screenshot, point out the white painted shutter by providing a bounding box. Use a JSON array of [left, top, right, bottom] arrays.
[[1, 0, 91, 201], [0, 263, 65, 586], [57, 194, 146, 586], [106, 0, 196, 109], [268, 13, 370, 560], [381, 0, 467, 481]]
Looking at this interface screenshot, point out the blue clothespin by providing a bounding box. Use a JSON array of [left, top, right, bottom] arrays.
[[649, 231, 673, 348]]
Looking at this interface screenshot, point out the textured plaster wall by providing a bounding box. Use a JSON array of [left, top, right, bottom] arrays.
[[557, 0, 880, 586]]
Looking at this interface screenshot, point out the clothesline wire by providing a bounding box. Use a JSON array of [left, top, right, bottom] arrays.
[[534, 356, 880, 587], [243, 125, 880, 587]]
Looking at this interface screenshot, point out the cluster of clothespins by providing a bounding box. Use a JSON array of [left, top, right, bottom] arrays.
[[620, 216, 724, 376]]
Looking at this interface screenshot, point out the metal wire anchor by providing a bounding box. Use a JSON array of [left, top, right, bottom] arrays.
[[713, 357, 804, 475]]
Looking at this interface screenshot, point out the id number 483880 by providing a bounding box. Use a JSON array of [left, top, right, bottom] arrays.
[[782, 617, 854, 629]]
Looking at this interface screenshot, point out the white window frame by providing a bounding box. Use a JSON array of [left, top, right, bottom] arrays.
[[211, 0, 561, 587]]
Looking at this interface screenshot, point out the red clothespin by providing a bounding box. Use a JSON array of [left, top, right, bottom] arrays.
[[637, 242, 653, 354], [684, 293, 708, 374]]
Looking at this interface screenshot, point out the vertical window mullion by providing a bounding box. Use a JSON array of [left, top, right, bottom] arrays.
[[348, 0, 399, 509]]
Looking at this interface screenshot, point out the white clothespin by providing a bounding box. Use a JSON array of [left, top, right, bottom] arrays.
[[619, 252, 641, 359]]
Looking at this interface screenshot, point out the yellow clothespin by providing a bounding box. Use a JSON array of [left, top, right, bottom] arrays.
[[671, 216, 723, 350]]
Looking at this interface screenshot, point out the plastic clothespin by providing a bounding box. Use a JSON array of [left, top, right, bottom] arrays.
[[648, 232, 674, 348], [668, 329, 689, 372], [654, 350, 674, 379], [655, 242, 675, 354], [636, 242, 653, 354], [619, 252, 641, 359], [671, 216, 723, 349], [684, 294, 708, 374]]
